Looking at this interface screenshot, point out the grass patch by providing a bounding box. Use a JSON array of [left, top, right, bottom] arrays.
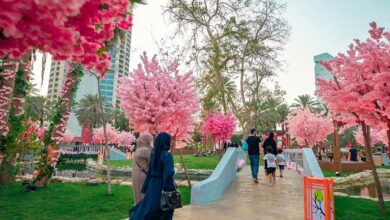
[[106, 155, 219, 170], [0, 182, 190, 220], [335, 196, 390, 220], [322, 169, 352, 177]]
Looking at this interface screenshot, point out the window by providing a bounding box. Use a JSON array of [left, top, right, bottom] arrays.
[[55, 78, 58, 82], [49, 79, 53, 82], [56, 72, 59, 76], [54, 83, 58, 87], [49, 84, 52, 88], [53, 89, 57, 93], [56, 67, 60, 70], [48, 90, 52, 93]]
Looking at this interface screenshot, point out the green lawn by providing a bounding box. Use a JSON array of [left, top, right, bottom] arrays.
[[322, 169, 352, 177], [0, 182, 190, 220], [335, 196, 390, 220], [106, 155, 220, 170]]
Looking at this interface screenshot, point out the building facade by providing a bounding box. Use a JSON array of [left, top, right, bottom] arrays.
[[47, 30, 133, 139], [314, 53, 334, 82], [47, 61, 67, 104]]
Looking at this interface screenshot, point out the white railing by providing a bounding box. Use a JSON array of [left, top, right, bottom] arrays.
[[283, 148, 324, 178], [60, 145, 103, 154]]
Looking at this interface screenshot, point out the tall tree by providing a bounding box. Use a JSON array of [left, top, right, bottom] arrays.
[[24, 95, 50, 127], [75, 94, 111, 137], [316, 22, 390, 214], [166, 0, 289, 122], [111, 108, 130, 131], [291, 94, 320, 112], [117, 52, 199, 145]]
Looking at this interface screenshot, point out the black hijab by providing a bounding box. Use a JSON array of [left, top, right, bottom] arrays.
[[152, 132, 172, 168]]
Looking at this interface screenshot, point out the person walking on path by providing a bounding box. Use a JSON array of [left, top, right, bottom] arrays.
[[276, 148, 286, 178], [132, 133, 153, 205], [247, 128, 262, 183], [130, 132, 176, 220], [262, 132, 277, 155], [263, 146, 277, 186]]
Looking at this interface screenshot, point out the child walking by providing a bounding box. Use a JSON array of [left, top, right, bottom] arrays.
[[276, 148, 286, 178], [263, 146, 277, 186]]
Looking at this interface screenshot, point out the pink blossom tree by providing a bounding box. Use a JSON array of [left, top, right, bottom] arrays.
[[117, 52, 199, 146], [355, 127, 387, 147], [92, 124, 120, 145], [117, 131, 136, 149], [286, 108, 333, 147], [117, 52, 199, 187], [316, 22, 389, 214], [61, 130, 75, 145], [202, 112, 236, 143]]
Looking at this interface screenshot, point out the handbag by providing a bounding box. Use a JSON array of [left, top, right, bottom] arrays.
[[242, 136, 248, 151], [160, 181, 182, 211]]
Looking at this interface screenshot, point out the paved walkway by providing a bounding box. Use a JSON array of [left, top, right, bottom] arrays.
[[175, 166, 304, 220]]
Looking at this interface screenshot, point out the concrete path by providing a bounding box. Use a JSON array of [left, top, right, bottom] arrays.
[[174, 166, 304, 220]]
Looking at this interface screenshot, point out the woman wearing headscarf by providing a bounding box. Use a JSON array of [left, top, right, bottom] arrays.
[[132, 133, 153, 205], [130, 132, 176, 220]]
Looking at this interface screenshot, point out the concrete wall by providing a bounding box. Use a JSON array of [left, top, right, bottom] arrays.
[[190, 148, 242, 205]]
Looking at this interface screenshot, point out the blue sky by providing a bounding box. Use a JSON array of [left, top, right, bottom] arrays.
[[33, 0, 390, 103]]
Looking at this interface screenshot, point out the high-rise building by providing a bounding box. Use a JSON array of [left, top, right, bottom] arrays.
[[47, 61, 67, 104], [314, 53, 334, 102], [46, 30, 133, 140], [100, 30, 132, 107], [314, 53, 334, 83]]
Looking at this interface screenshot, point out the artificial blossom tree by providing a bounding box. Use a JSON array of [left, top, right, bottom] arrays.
[[316, 22, 389, 214], [202, 112, 236, 145], [286, 108, 333, 147], [117, 52, 199, 186]]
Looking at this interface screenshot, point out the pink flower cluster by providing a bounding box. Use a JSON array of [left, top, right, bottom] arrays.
[[117, 52, 199, 146], [202, 112, 236, 143], [286, 108, 334, 146], [0, 62, 18, 136], [316, 22, 390, 147], [355, 127, 387, 147], [0, 0, 133, 77], [92, 124, 135, 147], [61, 129, 75, 144], [51, 69, 78, 145]]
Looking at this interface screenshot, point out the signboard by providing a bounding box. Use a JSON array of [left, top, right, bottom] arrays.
[[304, 176, 334, 220]]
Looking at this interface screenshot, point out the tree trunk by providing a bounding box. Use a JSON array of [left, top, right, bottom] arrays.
[[0, 60, 19, 137], [386, 120, 390, 158], [0, 160, 13, 184], [179, 148, 191, 188], [103, 123, 112, 195], [361, 122, 386, 214], [34, 66, 83, 187], [332, 121, 341, 172]]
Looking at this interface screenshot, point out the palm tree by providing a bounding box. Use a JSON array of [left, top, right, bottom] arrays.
[[277, 104, 289, 131], [24, 95, 52, 126], [75, 94, 111, 137], [111, 108, 130, 131], [291, 94, 320, 111]]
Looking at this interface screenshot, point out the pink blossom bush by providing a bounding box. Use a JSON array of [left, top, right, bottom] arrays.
[[92, 124, 120, 145], [61, 130, 75, 145], [286, 108, 333, 146], [202, 112, 236, 143], [355, 127, 387, 147], [117, 52, 199, 146]]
